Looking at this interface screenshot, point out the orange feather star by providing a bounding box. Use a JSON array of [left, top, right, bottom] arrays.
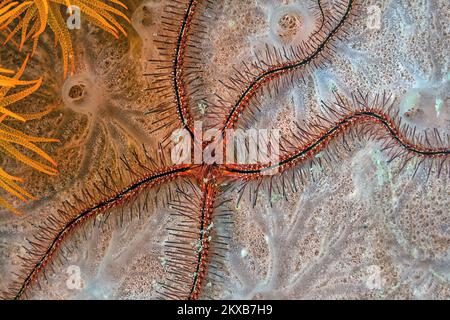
[[0, 0, 130, 78], [0, 56, 58, 215]]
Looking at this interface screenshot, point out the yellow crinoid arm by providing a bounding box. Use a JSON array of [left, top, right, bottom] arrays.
[[0, 78, 42, 121], [18, 4, 38, 50], [70, 0, 130, 37], [0, 1, 32, 27], [0, 138, 58, 175], [0, 67, 14, 74], [0, 58, 58, 215], [0, 167, 35, 215], [49, 0, 130, 76], [0, 75, 35, 87], [33, 0, 49, 39], [0, 196, 24, 216], [11, 104, 56, 121], [0, 121, 58, 215], [47, 2, 74, 79], [1, 0, 129, 78], [0, 56, 42, 121]]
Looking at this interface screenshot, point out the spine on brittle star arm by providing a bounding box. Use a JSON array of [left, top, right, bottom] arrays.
[[222, 110, 449, 178], [221, 0, 355, 132], [12, 164, 192, 300], [174, 0, 201, 136], [189, 182, 216, 300]]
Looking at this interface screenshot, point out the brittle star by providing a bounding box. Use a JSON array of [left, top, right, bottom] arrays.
[[5, 0, 449, 300]]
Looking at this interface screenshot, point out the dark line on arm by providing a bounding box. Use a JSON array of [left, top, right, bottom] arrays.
[[226, 111, 450, 175], [14, 166, 191, 300], [221, 0, 354, 132]]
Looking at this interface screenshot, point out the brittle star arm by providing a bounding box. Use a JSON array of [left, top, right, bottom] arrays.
[[158, 168, 220, 300], [147, 0, 201, 137], [171, 0, 199, 136], [221, 110, 450, 179], [9, 164, 194, 300], [188, 180, 216, 300], [220, 0, 355, 132]]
